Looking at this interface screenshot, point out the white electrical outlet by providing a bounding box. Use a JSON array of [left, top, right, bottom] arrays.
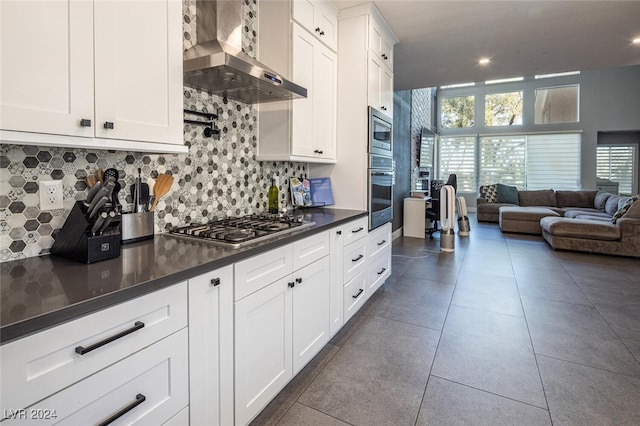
[[39, 180, 64, 210]]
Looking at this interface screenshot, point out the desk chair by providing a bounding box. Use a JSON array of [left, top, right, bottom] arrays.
[[425, 174, 457, 239]]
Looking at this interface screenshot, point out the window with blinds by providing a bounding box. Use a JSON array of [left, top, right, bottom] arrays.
[[439, 136, 476, 192], [479, 136, 526, 188], [597, 146, 637, 195], [526, 133, 581, 190]]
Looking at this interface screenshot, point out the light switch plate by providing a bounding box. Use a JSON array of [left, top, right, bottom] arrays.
[[39, 180, 64, 210]]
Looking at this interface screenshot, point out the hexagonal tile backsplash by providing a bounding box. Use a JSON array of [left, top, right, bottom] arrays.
[[0, 0, 307, 262]]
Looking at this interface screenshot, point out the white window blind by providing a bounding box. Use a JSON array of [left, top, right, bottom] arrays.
[[597, 146, 637, 195], [526, 133, 581, 190], [479, 136, 526, 188], [439, 136, 476, 192]]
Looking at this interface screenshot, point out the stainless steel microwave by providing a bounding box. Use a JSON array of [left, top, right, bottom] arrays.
[[369, 107, 392, 156]]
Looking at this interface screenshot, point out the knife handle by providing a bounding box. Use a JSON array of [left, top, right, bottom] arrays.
[[91, 212, 108, 236], [85, 181, 102, 206], [98, 211, 118, 235]]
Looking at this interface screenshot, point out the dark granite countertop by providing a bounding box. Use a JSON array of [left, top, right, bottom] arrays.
[[1, 209, 367, 344]]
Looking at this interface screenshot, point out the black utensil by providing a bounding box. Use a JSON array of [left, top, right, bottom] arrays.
[[104, 167, 119, 183], [112, 181, 122, 212], [139, 182, 150, 212]]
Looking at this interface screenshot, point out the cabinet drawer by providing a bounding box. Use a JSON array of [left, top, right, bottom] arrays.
[[0, 283, 187, 412], [235, 244, 293, 301], [367, 222, 391, 261], [343, 238, 367, 283], [3, 329, 189, 426], [342, 217, 368, 245], [367, 246, 391, 296], [292, 230, 329, 271], [343, 271, 367, 323]]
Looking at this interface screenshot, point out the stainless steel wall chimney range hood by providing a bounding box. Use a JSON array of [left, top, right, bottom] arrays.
[[184, 0, 306, 104]]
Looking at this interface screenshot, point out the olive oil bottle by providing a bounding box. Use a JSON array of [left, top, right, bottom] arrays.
[[268, 179, 279, 213]]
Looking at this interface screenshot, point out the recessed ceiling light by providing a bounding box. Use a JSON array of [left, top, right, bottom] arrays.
[[478, 58, 490, 65], [633, 37, 640, 44]]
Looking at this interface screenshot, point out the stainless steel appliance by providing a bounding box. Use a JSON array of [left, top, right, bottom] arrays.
[[169, 214, 315, 248], [368, 152, 394, 233], [369, 107, 392, 157], [368, 107, 394, 230], [183, 0, 307, 104]]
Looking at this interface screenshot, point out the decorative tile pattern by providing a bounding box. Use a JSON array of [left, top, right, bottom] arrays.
[[0, 0, 307, 261], [411, 88, 434, 186]]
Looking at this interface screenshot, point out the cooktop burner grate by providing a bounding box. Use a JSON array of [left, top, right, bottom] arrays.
[[169, 214, 315, 248]]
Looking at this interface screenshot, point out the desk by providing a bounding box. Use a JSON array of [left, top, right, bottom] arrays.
[[403, 196, 432, 238]]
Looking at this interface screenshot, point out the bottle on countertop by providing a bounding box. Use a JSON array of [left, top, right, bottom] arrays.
[[268, 178, 279, 214]]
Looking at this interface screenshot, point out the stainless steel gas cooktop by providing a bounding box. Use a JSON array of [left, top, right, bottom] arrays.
[[169, 214, 315, 248]]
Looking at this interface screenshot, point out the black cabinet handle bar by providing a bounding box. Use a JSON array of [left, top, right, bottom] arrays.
[[75, 321, 145, 355], [97, 393, 146, 426], [377, 240, 386, 246], [377, 268, 386, 275], [352, 254, 364, 262], [353, 227, 364, 233], [352, 289, 364, 299]]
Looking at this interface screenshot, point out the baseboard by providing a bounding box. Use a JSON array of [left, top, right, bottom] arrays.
[[392, 227, 403, 240]]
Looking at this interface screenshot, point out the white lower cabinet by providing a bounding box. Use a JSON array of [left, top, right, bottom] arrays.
[[5, 329, 189, 426], [235, 275, 293, 426], [329, 225, 345, 336], [234, 232, 330, 425], [0, 283, 187, 412], [188, 265, 234, 426], [343, 270, 368, 322], [367, 246, 391, 295]]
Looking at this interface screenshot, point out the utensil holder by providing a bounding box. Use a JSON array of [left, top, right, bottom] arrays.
[[121, 211, 154, 244], [51, 201, 121, 263]]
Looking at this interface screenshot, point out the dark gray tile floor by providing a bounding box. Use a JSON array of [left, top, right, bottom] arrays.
[[251, 216, 640, 426]]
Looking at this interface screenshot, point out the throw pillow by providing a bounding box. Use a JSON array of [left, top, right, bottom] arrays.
[[479, 184, 498, 203], [496, 183, 519, 205], [594, 191, 613, 210], [611, 196, 639, 224]]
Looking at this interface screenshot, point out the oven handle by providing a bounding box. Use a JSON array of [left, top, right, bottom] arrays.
[[370, 171, 394, 176]]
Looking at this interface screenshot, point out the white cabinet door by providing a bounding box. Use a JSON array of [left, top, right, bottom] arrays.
[[381, 65, 394, 116], [235, 276, 293, 426], [329, 226, 344, 336], [368, 51, 383, 113], [344, 270, 367, 323], [366, 246, 391, 296], [344, 237, 367, 283], [292, 24, 337, 161], [0, 0, 94, 137], [188, 265, 234, 426], [313, 41, 337, 160], [94, 0, 182, 146], [314, 0, 338, 51], [292, 257, 330, 374], [291, 24, 316, 158], [292, 230, 330, 271]]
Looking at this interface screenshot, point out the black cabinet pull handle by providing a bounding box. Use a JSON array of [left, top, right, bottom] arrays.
[[353, 227, 364, 233], [80, 118, 92, 127], [103, 121, 114, 129], [377, 239, 386, 246], [352, 254, 363, 262], [313, 149, 324, 154], [75, 321, 145, 355], [315, 27, 321, 32], [210, 277, 220, 287], [97, 393, 146, 426], [320, 31, 325, 36], [336, 230, 342, 235], [381, 106, 387, 111], [377, 268, 386, 275], [352, 289, 364, 299], [288, 282, 295, 288], [295, 277, 302, 284]]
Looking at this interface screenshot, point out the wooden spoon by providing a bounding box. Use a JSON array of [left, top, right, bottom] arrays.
[[150, 173, 174, 211], [86, 174, 97, 188], [96, 168, 104, 184]]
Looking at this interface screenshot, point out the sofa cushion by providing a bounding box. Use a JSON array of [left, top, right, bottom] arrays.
[[605, 195, 624, 215], [612, 196, 639, 223], [540, 217, 621, 241], [500, 206, 560, 221], [496, 184, 519, 204], [479, 184, 498, 203], [594, 191, 613, 210], [574, 215, 613, 222], [564, 209, 611, 219], [555, 190, 597, 208], [518, 189, 556, 207]]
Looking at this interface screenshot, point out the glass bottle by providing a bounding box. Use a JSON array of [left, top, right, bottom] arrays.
[[268, 179, 279, 214]]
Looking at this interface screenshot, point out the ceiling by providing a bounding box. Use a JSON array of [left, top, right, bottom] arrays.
[[332, 1, 640, 90]]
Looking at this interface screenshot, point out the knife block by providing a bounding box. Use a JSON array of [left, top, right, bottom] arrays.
[[51, 201, 121, 264]]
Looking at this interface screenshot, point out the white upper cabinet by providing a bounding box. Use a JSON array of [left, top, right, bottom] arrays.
[[0, 0, 186, 154], [291, 24, 337, 160], [368, 16, 394, 71], [293, 0, 338, 51], [257, 1, 338, 163]]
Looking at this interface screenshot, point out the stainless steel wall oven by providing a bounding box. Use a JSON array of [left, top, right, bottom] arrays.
[[368, 107, 393, 230]]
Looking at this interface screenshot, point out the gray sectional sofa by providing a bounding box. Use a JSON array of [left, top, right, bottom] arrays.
[[477, 187, 640, 257]]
